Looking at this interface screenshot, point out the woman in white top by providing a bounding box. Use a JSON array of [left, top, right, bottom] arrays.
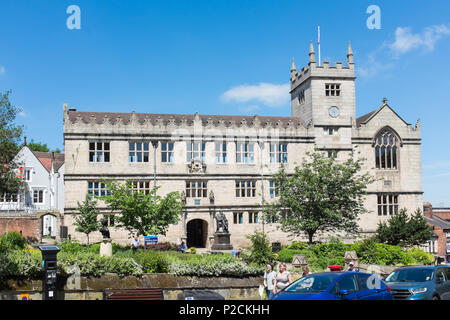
[[273, 263, 293, 295], [263, 263, 276, 299]]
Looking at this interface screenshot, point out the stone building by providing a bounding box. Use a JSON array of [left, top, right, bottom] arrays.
[[63, 43, 422, 247], [0, 144, 65, 241]]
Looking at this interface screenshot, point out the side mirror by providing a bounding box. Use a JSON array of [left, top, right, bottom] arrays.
[[339, 289, 350, 298]]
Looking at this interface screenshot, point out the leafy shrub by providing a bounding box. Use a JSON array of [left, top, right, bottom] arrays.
[[0, 232, 27, 250], [354, 238, 414, 266], [407, 248, 434, 265], [131, 250, 169, 273], [245, 231, 275, 266], [145, 242, 178, 251], [277, 249, 303, 263], [57, 240, 86, 253], [287, 241, 309, 250], [167, 253, 264, 277], [0, 250, 42, 279], [57, 252, 143, 277]]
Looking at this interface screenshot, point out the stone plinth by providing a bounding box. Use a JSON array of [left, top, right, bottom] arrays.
[[100, 239, 112, 257], [211, 232, 233, 251]]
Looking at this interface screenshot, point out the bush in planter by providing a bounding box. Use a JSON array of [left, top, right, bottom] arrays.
[[167, 254, 264, 277], [0, 250, 42, 279], [131, 250, 170, 273], [57, 252, 143, 277], [0, 231, 27, 250]]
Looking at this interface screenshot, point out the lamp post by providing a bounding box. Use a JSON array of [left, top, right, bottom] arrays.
[[151, 140, 158, 189], [181, 191, 187, 245], [258, 140, 265, 234]]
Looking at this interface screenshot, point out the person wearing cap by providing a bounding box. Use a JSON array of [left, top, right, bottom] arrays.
[[347, 261, 358, 272]]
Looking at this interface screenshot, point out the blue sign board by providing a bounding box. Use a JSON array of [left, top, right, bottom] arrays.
[[144, 235, 158, 245]]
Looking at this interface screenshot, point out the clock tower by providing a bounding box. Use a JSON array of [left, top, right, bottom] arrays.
[[290, 42, 356, 155]]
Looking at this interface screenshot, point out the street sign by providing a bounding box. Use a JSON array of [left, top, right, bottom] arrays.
[[20, 294, 29, 300], [144, 235, 158, 245]]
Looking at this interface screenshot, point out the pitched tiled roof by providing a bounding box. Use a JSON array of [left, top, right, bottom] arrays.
[[67, 110, 307, 128], [356, 109, 378, 128], [425, 215, 450, 230], [32, 151, 65, 173]]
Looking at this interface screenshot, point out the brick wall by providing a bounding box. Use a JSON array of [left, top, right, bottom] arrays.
[[0, 215, 40, 240]]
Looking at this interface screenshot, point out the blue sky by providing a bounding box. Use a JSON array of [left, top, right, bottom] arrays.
[[1, 0, 449, 206]]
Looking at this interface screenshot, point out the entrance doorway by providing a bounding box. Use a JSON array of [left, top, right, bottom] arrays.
[[186, 219, 208, 248], [42, 214, 56, 238]]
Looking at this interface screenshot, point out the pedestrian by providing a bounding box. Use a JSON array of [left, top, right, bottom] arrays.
[[263, 263, 277, 300], [273, 263, 293, 296], [302, 266, 311, 277], [178, 241, 186, 253], [231, 248, 242, 258], [347, 261, 358, 272], [131, 236, 140, 254]]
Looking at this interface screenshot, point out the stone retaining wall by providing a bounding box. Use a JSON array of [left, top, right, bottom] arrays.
[[0, 273, 264, 300]]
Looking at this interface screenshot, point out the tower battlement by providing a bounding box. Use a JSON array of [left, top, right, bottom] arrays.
[[290, 42, 355, 92]]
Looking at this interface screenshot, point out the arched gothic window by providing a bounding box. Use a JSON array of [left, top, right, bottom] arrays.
[[374, 129, 399, 169]]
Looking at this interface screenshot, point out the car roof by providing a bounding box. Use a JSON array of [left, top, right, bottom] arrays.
[[395, 265, 450, 269], [308, 271, 369, 276]]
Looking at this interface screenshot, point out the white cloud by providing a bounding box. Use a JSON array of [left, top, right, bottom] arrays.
[[388, 24, 450, 56], [18, 111, 26, 117], [221, 82, 290, 107], [0, 66, 5, 75], [358, 24, 450, 78], [238, 104, 260, 113], [357, 50, 393, 78]]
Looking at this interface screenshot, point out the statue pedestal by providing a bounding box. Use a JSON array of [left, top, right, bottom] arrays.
[[100, 239, 112, 257], [211, 232, 233, 251]]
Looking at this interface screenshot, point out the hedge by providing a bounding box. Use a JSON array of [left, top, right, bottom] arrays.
[[276, 238, 434, 271]]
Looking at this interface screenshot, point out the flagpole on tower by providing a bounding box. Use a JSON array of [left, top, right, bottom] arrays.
[[318, 24, 321, 66]]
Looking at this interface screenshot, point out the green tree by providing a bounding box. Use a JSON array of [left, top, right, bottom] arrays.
[[376, 208, 433, 247], [73, 195, 100, 244], [27, 140, 50, 152], [25, 139, 61, 153], [245, 231, 275, 266], [264, 150, 375, 244], [0, 91, 24, 195], [101, 179, 184, 237]]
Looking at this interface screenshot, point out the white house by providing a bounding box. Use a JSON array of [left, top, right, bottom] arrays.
[[0, 144, 65, 239]]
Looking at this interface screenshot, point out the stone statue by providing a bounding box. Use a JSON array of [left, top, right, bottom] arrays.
[[99, 217, 110, 239], [215, 211, 229, 233]]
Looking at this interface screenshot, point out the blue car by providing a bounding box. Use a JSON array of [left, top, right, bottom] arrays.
[[384, 265, 450, 300], [271, 271, 393, 300]]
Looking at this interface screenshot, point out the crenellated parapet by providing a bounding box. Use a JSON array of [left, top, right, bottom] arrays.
[[290, 41, 355, 92]]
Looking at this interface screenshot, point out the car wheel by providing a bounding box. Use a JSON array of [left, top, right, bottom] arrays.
[[432, 295, 440, 300]]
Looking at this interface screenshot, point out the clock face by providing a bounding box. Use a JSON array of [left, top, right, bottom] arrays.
[[329, 106, 340, 118]]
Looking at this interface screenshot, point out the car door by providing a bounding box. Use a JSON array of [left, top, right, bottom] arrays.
[[442, 267, 450, 300], [435, 268, 448, 299], [330, 274, 360, 300], [355, 273, 385, 300]]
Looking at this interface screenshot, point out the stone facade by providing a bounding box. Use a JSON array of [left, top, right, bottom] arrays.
[[63, 43, 422, 248]]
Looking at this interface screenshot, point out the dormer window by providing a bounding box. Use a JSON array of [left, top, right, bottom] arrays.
[[325, 84, 340, 97]]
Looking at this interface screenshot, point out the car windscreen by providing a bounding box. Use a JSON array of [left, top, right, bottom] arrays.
[[284, 274, 340, 293], [385, 268, 434, 283]]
